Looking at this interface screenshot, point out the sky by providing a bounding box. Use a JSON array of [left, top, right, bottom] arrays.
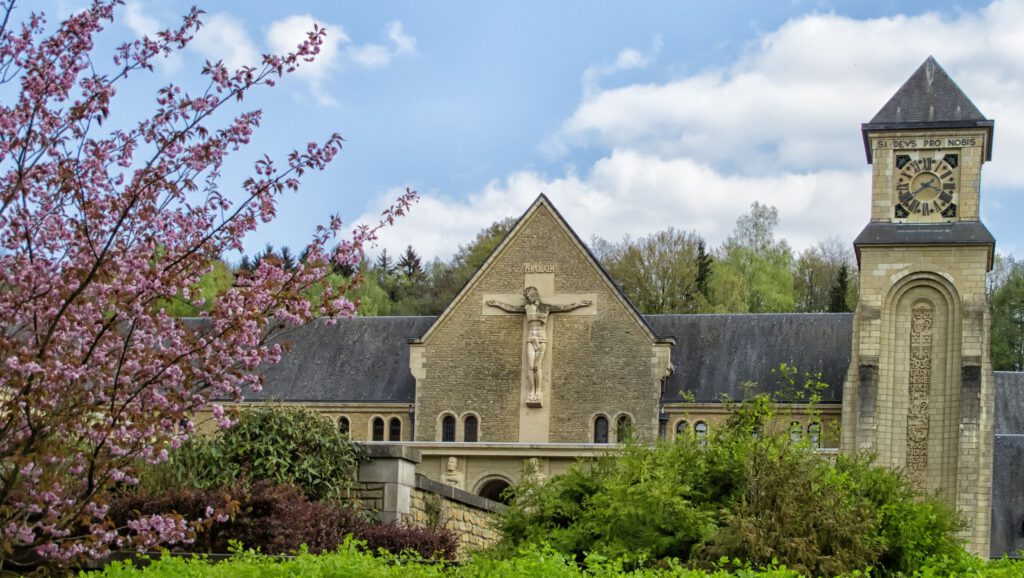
[[40, 0, 1024, 262]]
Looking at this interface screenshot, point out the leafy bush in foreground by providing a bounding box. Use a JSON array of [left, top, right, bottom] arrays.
[[161, 405, 364, 502], [81, 542, 1024, 577], [497, 394, 966, 576], [109, 481, 458, 559]]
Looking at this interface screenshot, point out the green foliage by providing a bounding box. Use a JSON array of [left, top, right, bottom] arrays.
[[597, 228, 709, 314], [81, 540, 1024, 577], [991, 263, 1024, 370], [161, 260, 235, 316], [791, 238, 855, 313], [163, 405, 364, 502], [828, 263, 852, 312], [497, 390, 970, 576], [712, 203, 794, 313]]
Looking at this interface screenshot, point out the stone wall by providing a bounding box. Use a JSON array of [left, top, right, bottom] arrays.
[[410, 475, 503, 554], [350, 481, 385, 512], [413, 201, 668, 445], [357, 444, 503, 557]]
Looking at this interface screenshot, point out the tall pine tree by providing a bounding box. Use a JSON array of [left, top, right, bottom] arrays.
[[828, 264, 851, 312]]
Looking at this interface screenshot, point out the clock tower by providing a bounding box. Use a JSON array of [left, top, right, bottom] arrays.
[[840, 56, 995, 554]]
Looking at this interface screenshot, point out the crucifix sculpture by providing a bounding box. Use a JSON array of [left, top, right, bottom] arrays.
[[486, 286, 592, 407]]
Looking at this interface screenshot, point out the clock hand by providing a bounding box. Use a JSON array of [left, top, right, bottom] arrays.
[[910, 181, 931, 196]]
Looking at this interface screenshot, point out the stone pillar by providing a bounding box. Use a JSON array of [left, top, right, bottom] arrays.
[[357, 444, 422, 523]]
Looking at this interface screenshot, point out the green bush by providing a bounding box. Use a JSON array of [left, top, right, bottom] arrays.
[[79, 542, 1024, 577], [497, 394, 970, 576], [108, 481, 459, 559], [161, 404, 364, 502]]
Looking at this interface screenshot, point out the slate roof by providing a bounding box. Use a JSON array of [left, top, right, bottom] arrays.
[[994, 371, 1024, 435], [861, 56, 993, 162], [646, 313, 853, 404], [853, 222, 995, 267], [244, 313, 853, 404], [251, 316, 435, 403], [991, 371, 1024, 557]]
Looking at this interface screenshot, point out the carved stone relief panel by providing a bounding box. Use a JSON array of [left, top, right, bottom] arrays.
[[906, 301, 933, 488]]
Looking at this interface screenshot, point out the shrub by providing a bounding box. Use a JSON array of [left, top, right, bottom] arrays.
[[497, 393, 969, 576], [164, 404, 364, 502], [108, 481, 457, 559]]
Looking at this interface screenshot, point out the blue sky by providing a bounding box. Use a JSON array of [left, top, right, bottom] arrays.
[[43, 0, 1024, 261]]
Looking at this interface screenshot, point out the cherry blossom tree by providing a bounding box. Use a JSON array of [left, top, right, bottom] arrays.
[[0, 0, 414, 567]]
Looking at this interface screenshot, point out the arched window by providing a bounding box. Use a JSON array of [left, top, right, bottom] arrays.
[[675, 420, 689, 436], [441, 414, 456, 442], [338, 416, 350, 435], [694, 421, 708, 445], [594, 415, 609, 444], [464, 415, 478, 442], [789, 421, 803, 443], [372, 417, 384, 441], [388, 417, 402, 441], [808, 422, 822, 449], [616, 415, 633, 442]]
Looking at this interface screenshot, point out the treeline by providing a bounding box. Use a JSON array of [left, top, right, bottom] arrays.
[[354, 202, 857, 317], [173, 202, 1024, 371]]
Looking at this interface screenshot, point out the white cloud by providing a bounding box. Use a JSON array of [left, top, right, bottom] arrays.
[[548, 1, 1024, 188], [191, 13, 259, 71], [346, 44, 392, 68], [343, 20, 418, 68], [388, 21, 417, 56], [124, 1, 160, 37], [266, 14, 348, 80], [360, 151, 869, 260], [121, 2, 182, 72], [581, 35, 662, 99], [266, 15, 417, 104], [365, 1, 1024, 261]]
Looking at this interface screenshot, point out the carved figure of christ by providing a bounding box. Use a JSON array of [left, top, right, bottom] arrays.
[[486, 286, 592, 406]]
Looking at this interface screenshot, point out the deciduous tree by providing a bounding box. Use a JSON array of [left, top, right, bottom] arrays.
[[0, 1, 413, 566], [717, 203, 795, 312], [599, 228, 708, 313]]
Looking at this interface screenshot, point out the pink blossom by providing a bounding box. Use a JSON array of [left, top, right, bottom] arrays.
[[0, 0, 415, 567]]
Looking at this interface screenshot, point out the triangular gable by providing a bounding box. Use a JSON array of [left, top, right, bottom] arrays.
[[414, 194, 666, 345]]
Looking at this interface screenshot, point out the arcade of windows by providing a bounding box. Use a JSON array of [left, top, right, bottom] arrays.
[[668, 419, 822, 448], [336, 416, 405, 442], [592, 413, 634, 444], [335, 412, 821, 447], [439, 413, 480, 442]]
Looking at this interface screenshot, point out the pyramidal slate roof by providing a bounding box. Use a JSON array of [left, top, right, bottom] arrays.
[[862, 56, 994, 162]]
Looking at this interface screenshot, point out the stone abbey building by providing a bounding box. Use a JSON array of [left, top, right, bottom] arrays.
[[206, 58, 1024, 557]]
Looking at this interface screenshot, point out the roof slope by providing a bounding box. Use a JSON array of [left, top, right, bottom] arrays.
[[243, 313, 854, 404], [867, 56, 987, 127], [861, 56, 994, 162], [251, 316, 435, 403], [994, 371, 1024, 435], [647, 313, 853, 403]]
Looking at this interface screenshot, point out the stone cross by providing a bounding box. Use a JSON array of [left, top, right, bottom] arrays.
[[482, 265, 595, 410]]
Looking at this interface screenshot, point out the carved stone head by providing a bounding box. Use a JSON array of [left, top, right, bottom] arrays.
[[523, 286, 540, 304], [446, 456, 459, 471]]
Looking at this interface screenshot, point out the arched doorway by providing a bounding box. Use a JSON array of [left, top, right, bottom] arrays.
[[477, 478, 512, 504]]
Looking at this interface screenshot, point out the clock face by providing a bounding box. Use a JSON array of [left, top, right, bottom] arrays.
[[894, 152, 958, 220]]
